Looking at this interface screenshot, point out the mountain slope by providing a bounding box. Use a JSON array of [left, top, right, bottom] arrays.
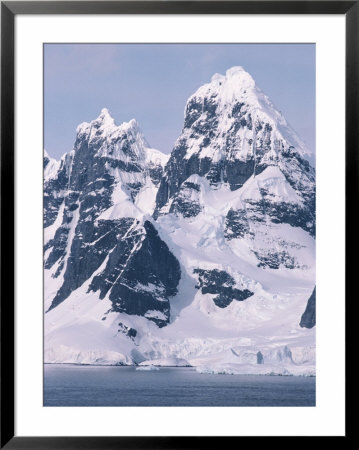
[[155, 67, 315, 234], [44, 110, 178, 328], [44, 68, 316, 375]]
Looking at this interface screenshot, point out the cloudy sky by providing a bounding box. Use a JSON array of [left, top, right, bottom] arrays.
[[44, 43, 315, 160]]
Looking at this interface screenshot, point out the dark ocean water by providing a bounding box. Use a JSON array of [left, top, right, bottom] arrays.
[[44, 364, 315, 407]]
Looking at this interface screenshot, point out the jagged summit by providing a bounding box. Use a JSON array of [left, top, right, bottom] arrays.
[[155, 66, 315, 219], [76, 109, 142, 140], [44, 107, 172, 315], [210, 66, 256, 93], [183, 66, 310, 158], [189, 66, 258, 116], [71, 109, 164, 167], [98, 107, 114, 122], [77, 107, 114, 134], [226, 65, 253, 78], [123, 117, 140, 130]]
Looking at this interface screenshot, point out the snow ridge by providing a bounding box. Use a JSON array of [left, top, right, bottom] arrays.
[[184, 66, 310, 159]]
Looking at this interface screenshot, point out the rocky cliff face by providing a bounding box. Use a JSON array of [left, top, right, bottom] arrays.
[[300, 287, 316, 329], [44, 68, 316, 372], [155, 67, 315, 278], [44, 109, 178, 326], [155, 67, 315, 234]]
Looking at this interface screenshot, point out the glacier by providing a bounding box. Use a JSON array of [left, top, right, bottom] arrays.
[[44, 66, 315, 376]]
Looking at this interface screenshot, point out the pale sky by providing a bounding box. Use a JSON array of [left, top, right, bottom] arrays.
[[44, 43, 315, 162]]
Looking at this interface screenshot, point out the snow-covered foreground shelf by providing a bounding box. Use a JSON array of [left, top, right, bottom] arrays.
[[45, 339, 315, 376], [139, 357, 191, 367], [195, 363, 315, 377], [44, 361, 315, 377], [135, 365, 159, 371]]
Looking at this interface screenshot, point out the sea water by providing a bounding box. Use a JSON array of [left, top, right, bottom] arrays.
[[44, 364, 315, 407]]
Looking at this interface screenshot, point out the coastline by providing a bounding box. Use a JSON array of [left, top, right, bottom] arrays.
[[44, 362, 315, 377]]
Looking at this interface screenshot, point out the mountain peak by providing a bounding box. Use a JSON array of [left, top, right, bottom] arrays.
[[186, 66, 259, 119], [78, 110, 141, 136], [121, 118, 140, 131], [98, 107, 113, 120], [95, 108, 116, 127], [226, 66, 255, 88], [182, 66, 310, 157], [210, 66, 255, 89], [76, 108, 115, 136], [226, 65, 249, 76]]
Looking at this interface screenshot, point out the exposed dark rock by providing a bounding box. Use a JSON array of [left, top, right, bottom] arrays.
[[170, 196, 202, 218], [169, 181, 202, 218], [148, 165, 164, 186], [253, 250, 299, 270], [224, 195, 315, 242], [154, 144, 214, 217], [257, 351, 264, 364], [154, 71, 315, 243], [118, 322, 137, 340], [183, 181, 200, 191], [259, 191, 315, 236], [45, 115, 180, 327], [194, 268, 253, 308], [89, 220, 181, 327], [225, 209, 252, 239], [223, 158, 255, 191], [43, 154, 73, 228], [300, 287, 316, 328], [49, 218, 136, 310]]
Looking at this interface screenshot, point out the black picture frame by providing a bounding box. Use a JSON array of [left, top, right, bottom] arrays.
[[1, 1, 353, 447]]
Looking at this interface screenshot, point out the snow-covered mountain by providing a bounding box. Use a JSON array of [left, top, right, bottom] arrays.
[[44, 67, 316, 375]]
